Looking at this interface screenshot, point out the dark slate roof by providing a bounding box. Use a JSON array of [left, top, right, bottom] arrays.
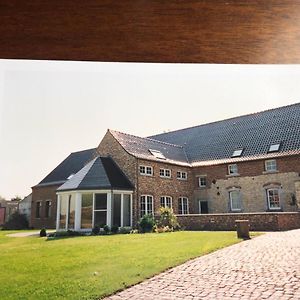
[[110, 130, 189, 165], [37, 148, 97, 186], [149, 103, 300, 165], [57, 156, 133, 192]]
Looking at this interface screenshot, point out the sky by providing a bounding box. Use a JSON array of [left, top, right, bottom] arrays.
[[0, 60, 299, 199]]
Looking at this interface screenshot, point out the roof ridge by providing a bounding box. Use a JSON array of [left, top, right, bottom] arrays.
[[70, 147, 97, 154], [109, 129, 184, 148], [149, 101, 300, 137]]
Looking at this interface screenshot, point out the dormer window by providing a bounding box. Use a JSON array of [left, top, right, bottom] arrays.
[[231, 148, 243, 158], [149, 149, 166, 160], [268, 143, 280, 153]]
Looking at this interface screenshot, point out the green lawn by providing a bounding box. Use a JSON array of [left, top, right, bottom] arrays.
[[0, 230, 243, 300]]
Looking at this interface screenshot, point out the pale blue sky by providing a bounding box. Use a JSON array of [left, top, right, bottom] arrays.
[[0, 60, 299, 199]]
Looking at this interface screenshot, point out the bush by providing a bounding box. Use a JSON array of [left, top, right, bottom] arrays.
[[157, 207, 180, 231], [103, 225, 110, 234], [119, 227, 131, 234], [111, 225, 119, 234], [92, 226, 100, 235], [138, 214, 155, 233], [2, 212, 29, 230], [40, 228, 47, 237], [154, 225, 173, 233], [47, 230, 85, 238]]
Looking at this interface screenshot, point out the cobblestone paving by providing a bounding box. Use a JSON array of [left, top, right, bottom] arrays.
[[106, 230, 300, 299]]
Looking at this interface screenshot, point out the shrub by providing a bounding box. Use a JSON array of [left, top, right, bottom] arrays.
[[2, 212, 29, 230], [119, 227, 131, 234], [40, 228, 47, 237], [111, 225, 119, 234], [47, 230, 85, 238], [92, 225, 100, 235], [157, 207, 180, 230], [138, 214, 155, 233], [103, 225, 110, 234]]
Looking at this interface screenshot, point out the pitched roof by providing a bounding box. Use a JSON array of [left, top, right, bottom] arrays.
[[37, 148, 97, 187], [57, 156, 133, 192], [149, 103, 300, 165], [110, 130, 189, 165]]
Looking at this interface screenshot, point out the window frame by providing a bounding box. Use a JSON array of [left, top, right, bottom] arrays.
[[228, 164, 238, 175], [198, 176, 207, 187], [266, 188, 281, 210], [268, 143, 280, 153], [265, 159, 277, 172], [229, 190, 242, 212], [45, 200, 52, 218], [232, 148, 243, 157], [139, 165, 153, 176], [177, 171, 187, 180], [140, 195, 154, 216], [178, 197, 189, 215], [35, 201, 42, 218], [160, 196, 172, 208], [159, 168, 171, 178]]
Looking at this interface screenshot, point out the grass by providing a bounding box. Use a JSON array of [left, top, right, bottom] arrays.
[[0, 230, 250, 300]]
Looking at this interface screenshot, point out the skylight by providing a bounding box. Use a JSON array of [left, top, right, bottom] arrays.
[[149, 149, 166, 160], [67, 173, 75, 180], [268, 143, 281, 153], [231, 148, 244, 157]]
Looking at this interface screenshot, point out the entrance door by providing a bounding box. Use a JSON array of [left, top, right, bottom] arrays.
[[199, 200, 209, 214]]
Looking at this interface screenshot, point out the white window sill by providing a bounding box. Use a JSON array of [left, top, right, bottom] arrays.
[[140, 174, 153, 177], [160, 176, 172, 179], [177, 178, 187, 181], [226, 173, 240, 178], [263, 170, 278, 174]]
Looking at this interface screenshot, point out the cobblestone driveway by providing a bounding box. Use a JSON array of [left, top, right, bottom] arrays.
[[106, 230, 300, 299]]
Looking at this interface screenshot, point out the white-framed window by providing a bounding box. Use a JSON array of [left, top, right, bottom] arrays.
[[36, 201, 42, 218], [149, 149, 166, 160], [140, 195, 153, 216], [229, 190, 242, 211], [159, 168, 171, 178], [228, 164, 238, 175], [160, 196, 172, 208], [177, 171, 187, 180], [267, 188, 281, 210], [198, 176, 207, 187], [265, 159, 277, 172], [139, 165, 153, 176], [45, 200, 52, 218], [232, 148, 243, 157], [268, 143, 280, 153], [178, 197, 189, 215]]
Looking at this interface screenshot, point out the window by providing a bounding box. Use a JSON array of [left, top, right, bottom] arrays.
[[198, 176, 207, 187], [35, 201, 41, 218], [265, 160, 277, 172], [140, 195, 153, 216], [81, 193, 93, 229], [149, 149, 166, 160], [139, 165, 153, 176], [178, 197, 189, 215], [159, 168, 171, 178], [232, 148, 244, 157], [267, 189, 281, 210], [94, 193, 107, 227], [45, 200, 51, 218], [268, 143, 281, 153], [228, 164, 238, 175], [177, 171, 187, 180], [229, 190, 241, 211], [160, 196, 172, 208]]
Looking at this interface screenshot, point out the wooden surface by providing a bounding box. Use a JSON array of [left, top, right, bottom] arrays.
[[1, 0, 300, 63]]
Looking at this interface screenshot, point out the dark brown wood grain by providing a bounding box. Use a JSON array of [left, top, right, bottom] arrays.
[[1, 0, 300, 63]]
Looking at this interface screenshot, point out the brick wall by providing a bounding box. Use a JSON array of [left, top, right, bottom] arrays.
[[177, 212, 300, 231], [31, 184, 59, 229], [193, 155, 300, 214]]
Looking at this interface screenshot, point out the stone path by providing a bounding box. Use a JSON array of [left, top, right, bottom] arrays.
[[106, 230, 300, 299]]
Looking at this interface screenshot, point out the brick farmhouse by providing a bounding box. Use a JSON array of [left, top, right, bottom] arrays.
[[31, 103, 300, 231]]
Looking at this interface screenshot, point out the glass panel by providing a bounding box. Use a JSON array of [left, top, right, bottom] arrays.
[[81, 194, 93, 229], [123, 194, 131, 227], [230, 191, 240, 210], [147, 196, 153, 214], [140, 196, 146, 216], [59, 195, 67, 229], [160, 197, 165, 207], [94, 211, 107, 227], [68, 195, 76, 230], [268, 189, 280, 208], [95, 194, 107, 210], [178, 199, 183, 214], [112, 194, 121, 227]]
